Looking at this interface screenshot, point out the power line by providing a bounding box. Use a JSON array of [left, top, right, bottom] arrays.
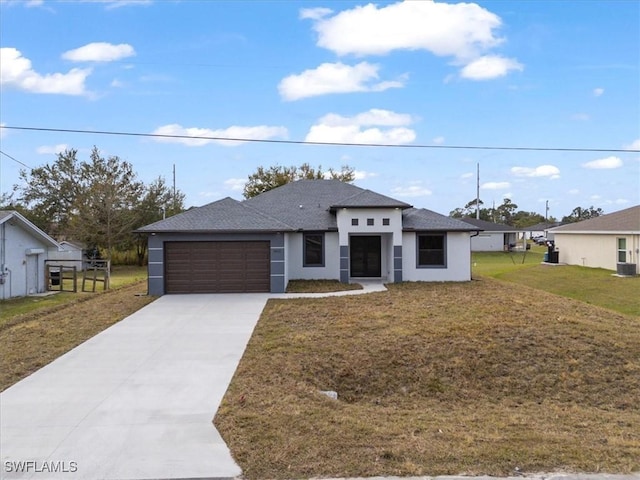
[[0, 149, 31, 169], [0, 125, 638, 153]]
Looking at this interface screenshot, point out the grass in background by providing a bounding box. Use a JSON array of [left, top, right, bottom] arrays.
[[0, 266, 147, 328], [472, 246, 545, 277]]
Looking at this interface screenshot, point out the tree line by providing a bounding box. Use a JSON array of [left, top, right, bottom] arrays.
[[450, 198, 603, 227], [1, 147, 185, 265]]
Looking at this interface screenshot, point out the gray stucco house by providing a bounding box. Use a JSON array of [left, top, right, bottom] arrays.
[[0, 210, 62, 299], [136, 180, 478, 294]]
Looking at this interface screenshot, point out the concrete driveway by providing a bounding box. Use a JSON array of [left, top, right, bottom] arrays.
[[1, 293, 271, 480]]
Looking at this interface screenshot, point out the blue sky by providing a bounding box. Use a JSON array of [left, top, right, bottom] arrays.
[[1, 0, 638, 219]]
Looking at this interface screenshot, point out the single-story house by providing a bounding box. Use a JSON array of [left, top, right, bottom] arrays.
[[0, 210, 63, 299], [550, 205, 639, 275], [526, 221, 563, 241], [136, 180, 479, 294], [460, 217, 521, 251]]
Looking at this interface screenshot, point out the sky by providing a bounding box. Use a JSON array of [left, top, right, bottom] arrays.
[[1, 0, 639, 220]]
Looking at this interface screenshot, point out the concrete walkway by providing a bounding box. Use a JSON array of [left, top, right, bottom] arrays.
[[0, 283, 387, 480]]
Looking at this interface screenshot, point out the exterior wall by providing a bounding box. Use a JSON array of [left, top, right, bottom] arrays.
[[0, 222, 52, 299], [335, 208, 404, 282], [147, 232, 286, 295], [285, 232, 340, 280], [401, 231, 471, 282], [471, 232, 517, 251], [555, 233, 640, 273]]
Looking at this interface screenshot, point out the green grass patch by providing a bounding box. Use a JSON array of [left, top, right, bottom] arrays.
[[496, 264, 640, 316], [472, 246, 545, 277]]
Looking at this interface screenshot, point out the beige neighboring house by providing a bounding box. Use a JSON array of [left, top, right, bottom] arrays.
[[550, 205, 640, 275]]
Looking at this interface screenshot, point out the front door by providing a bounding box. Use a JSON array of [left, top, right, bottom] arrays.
[[350, 236, 381, 277]]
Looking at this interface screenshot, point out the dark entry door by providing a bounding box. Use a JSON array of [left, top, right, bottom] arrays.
[[350, 236, 381, 277]]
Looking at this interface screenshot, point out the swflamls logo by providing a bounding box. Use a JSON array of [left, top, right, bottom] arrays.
[[4, 460, 78, 473]]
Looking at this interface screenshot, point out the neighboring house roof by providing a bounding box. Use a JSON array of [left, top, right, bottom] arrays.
[[137, 180, 478, 233], [460, 217, 520, 232], [527, 221, 563, 231], [550, 205, 640, 234], [136, 197, 294, 233], [0, 210, 62, 249], [404, 209, 479, 231]]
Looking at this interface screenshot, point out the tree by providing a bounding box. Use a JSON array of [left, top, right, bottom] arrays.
[[511, 211, 545, 229], [17, 148, 83, 237], [562, 206, 604, 223], [450, 199, 492, 221], [243, 163, 355, 198], [132, 176, 186, 265], [495, 198, 518, 225]]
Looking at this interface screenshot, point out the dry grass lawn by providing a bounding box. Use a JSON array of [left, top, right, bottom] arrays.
[[215, 279, 640, 479], [0, 281, 154, 391]]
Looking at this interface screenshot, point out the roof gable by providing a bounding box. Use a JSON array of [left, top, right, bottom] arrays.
[[329, 189, 411, 210], [0, 210, 61, 249]]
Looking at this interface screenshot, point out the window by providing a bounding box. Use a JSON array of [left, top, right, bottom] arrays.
[[382, 218, 390, 226], [352, 218, 359, 226], [618, 238, 627, 263], [367, 218, 374, 226], [417, 233, 446, 267], [304, 233, 324, 267]]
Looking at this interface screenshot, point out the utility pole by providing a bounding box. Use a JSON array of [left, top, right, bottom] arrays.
[[476, 163, 480, 220], [545, 200, 549, 225]]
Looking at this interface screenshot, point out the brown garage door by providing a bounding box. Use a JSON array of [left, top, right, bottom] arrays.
[[164, 241, 270, 293]]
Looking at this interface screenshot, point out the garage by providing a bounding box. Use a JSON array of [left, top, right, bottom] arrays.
[[164, 241, 270, 293]]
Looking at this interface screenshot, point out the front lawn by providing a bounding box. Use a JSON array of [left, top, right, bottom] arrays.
[[215, 280, 640, 478]]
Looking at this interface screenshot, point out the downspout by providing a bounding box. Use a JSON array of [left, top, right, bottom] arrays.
[[470, 229, 481, 280]]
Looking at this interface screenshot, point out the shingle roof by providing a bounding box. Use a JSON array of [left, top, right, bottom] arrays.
[[551, 205, 640, 233], [244, 179, 410, 230], [135, 197, 294, 233], [460, 217, 520, 232], [137, 180, 478, 233], [403, 208, 479, 231]]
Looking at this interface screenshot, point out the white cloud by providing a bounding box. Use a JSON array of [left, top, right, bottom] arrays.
[[481, 181, 511, 190], [307, 1, 503, 60], [582, 156, 623, 169], [36, 144, 68, 154], [624, 138, 640, 150], [304, 1, 521, 80], [0, 47, 91, 95], [568, 189, 580, 195], [432, 136, 445, 145], [305, 109, 416, 145], [460, 55, 523, 80], [460, 172, 474, 179], [151, 123, 288, 147], [510, 164, 560, 179], [278, 62, 406, 101], [614, 198, 629, 205], [593, 87, 604, 97], [299, 7, 332, 20], [62, 42, 135, 62], [79, 0, 153, 8], [110, 78, 125, 88], [224, 178, 246, 191], [391, 182, 432, 198], [353, 170, 378, 180]]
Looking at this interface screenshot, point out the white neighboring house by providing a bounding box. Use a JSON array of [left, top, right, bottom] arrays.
[[0, 210, 63, 299], [461, 218, 521, 252], [550, 205, 640, 275]]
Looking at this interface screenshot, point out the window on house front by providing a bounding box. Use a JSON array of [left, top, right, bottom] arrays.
[[383, 218, 390, 226], [352, 218, 359, 226], [367, 218, 374, 226], [618, 238, 627, 263], [304, 233, 324, 267], [417, 233, 446, 267]]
